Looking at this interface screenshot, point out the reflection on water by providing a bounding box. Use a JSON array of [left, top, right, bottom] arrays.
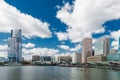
[[0, 66, 119, 80]]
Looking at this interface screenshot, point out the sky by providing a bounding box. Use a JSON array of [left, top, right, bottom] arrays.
[[0, 0, 120, 60]]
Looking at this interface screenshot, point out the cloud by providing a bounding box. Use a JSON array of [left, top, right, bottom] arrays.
[[0, 44, 8, 58], [58, 45, 70, 50], [0, 1, 52, 38], [58, 44, 81, 52], [70, 44, 81, 51], [111, 30, 120, 40], [54, 52, 72, 57], [111, 40, 118, 49], [23, 43, 35, 49], [55, 32, 68, 41], [56, 5, 61, 9], [0, 44, 8, 52], [22, 47, 59, 60], [56, 0, 120, 43], [110, 29, 120, 49], [2, 39, 8, 42]]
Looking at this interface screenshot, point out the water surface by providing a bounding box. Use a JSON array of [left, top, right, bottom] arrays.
[[0, 66, 119, 80]]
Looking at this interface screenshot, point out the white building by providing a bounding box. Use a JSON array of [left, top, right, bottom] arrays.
[[53, 55, 59, 63], [72, 53, 81, 64]]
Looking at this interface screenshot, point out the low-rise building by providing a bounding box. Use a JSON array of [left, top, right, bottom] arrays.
[[58, 56, 72, 63], [110, 49, 117, 54], [107, 52, 120, 62], [87, 55, 107, 63], [40, 56, 53, 62], [32, 55, 40, 62]]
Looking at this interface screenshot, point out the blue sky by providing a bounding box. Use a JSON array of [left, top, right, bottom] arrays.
[[3, 0, 72, 47], [0, 0, 120, 60]]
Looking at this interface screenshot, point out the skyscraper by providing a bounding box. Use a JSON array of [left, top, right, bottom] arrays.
[[8, 29, 22, 63], [107, 37, 120, 62], [82, 38, 92, 63], [119, 37, 120, 51], [95, 37, 110, 56]]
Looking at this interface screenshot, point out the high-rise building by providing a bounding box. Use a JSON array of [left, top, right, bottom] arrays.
[[104, 38, 110, 56], [95, 37, 110, 56], [82, 38, 92, 63], [119, 37, 120, 51], [72, 53, 81, 64], [8, 29, 22, 63], [107, 37, 120, 62]]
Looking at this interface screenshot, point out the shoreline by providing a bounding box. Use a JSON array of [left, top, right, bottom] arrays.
[[0, 64, 120, 71]]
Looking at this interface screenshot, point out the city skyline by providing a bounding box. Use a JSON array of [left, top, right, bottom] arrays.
[[0, 0, 120, 60]]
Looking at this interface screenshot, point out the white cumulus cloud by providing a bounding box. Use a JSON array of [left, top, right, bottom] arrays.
[[58, 44, 81, 52], [22, 47, 59, 60], [111, 29, 120, 49], [0, 0, 52, 38], [56, 0, 120, 43], [55, 32, 68, 41], [58, 45, 70, 50], [23, 43, 35, 49], [54, 52, 72, 57], [0, 44, 8, 51], [111, 30, 120, 40], [70, 44, 81, 51], [0, 44, 8, 58]]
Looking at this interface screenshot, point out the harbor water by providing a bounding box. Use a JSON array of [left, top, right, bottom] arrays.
[[0, 66, 119, 80]]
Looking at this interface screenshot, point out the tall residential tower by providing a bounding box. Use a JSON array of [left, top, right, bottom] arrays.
[[82, 38, 92, 63]]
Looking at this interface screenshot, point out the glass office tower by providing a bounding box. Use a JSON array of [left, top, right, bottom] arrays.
[[107, 37, 120, 62], [95, 37, 110, 56], [8, 29, 22, 63], [119, 37, 120, 51]]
